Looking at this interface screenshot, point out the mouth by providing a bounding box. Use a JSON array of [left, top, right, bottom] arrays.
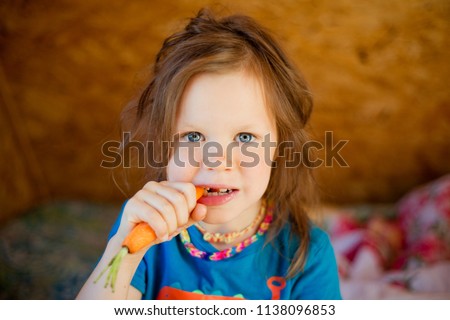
[[202, 187, 237, 197], [196, 185, 238, 206]]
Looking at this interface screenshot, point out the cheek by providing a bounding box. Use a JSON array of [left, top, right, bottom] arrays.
[[240, 149, 273, 191], [242, 166, 272, 201], [166, 158, 182, 182], [166, 146, 201, 182], [238, 144, 275, 170]]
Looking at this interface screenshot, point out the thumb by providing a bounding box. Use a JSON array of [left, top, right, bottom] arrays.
[[189, 203, 207, 222], [167, 204, 207, 241]]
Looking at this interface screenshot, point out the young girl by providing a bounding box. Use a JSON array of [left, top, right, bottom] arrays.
[[77, 8, 341, 300]]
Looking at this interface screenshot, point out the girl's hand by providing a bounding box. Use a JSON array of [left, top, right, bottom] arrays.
[[116, 181, 206, 249]]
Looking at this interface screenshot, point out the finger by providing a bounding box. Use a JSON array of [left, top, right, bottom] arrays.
[[160, 181, 198, 213], [190, 203, 207, 223], [123, 197, 170, 242], [167, 204, 207, 240], [135, 188, 177, 236], [158, 181, 199, 226]]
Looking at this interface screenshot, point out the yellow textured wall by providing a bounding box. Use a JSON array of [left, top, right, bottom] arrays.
[[1, 0, 449, 221]]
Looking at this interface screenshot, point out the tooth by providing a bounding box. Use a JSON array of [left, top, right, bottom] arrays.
[[219, 188, 228, 193]]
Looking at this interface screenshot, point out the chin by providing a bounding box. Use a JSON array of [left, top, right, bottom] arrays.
[[201, 215, 230, 225], [201, 209, 235, 225]]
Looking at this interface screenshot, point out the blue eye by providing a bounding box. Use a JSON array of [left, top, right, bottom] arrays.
[[237, 133, 254, 143], [185, 132, 203, 142]]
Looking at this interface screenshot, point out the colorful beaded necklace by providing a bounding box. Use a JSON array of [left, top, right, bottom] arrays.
[[179, 200, 274, 261]]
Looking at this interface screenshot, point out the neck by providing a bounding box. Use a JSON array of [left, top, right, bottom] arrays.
[[196, 199, 266, 250], [197, 199, 262, 234]]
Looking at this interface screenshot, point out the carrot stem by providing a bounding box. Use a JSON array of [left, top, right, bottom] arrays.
[[94, 247, 128, 292]]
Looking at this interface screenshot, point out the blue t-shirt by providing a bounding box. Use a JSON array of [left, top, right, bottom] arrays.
[[108, 204, 341, 300]]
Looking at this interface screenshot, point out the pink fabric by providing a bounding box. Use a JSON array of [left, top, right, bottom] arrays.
[[397, 174, 450, 265], [326, 175, 450, 292]]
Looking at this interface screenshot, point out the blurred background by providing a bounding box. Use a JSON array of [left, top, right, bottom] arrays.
[[0, 0, 449, 299]]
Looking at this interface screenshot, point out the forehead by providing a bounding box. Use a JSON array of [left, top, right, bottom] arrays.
[[176, 70, 275, 131]]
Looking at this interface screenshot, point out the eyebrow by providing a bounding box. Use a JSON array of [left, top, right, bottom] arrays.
[[174, 123, 198, 131]]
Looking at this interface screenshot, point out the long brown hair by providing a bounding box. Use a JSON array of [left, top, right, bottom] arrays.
[[120, 8, 317, 278]]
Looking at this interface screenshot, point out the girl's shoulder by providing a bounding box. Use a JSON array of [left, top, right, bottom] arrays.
[[274, 220, 333, 258], [308, 224, 334, 251]]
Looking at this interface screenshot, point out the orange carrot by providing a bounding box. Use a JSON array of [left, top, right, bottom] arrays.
[[121, 222, 156, 254], [195, 186, 204, 202], [95, 186, 204, 291]]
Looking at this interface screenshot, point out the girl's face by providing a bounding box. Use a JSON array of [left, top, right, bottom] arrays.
[[167, 70, 278, 230]]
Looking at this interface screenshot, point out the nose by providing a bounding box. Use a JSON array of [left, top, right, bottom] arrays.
[[202, 141, 234, 171]]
